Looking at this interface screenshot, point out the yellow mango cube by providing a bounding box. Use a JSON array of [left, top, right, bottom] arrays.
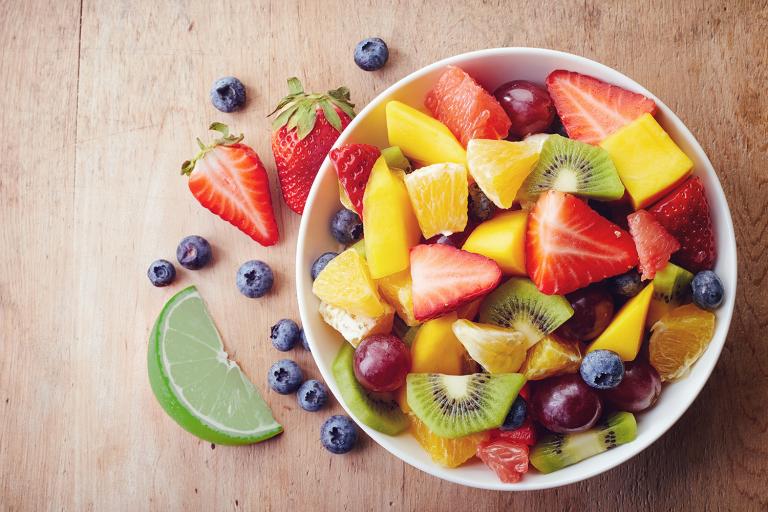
[[386, 101, 466, 166], [587, 283, 654, 361], [462, 210, 528, 275], [376, 269, 419, 327], [410, 313, 466, 375]]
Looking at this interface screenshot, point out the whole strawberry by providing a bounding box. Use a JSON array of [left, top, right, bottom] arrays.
[[270, 78, 355, 214]]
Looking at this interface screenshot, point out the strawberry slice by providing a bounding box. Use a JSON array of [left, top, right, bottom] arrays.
[[182, 123, 279, 246], [476, 439, 529, 483], [627, 210, 680, 280], [410, 244, 502, 321], [526, 191, 639, 295], [329, 143, 380, 216], [649, 177, 716, 272], [546, 70, 657, 145]]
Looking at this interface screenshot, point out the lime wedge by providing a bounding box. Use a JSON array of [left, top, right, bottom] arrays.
[[148, 286, 282, 444]]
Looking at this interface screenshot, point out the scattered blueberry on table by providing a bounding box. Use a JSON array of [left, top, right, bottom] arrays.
[[176, 235, 212, 270], [147, 259, 176, 287], [267, 359, 304, 395], [300, 329, 311, 351], [210, 76, 246, 112], [270, 319, 301, 352], [236, 260, 273, 298], [354, 38, 389, 71], [297, 379, 328, 412], [320, 415, 358, 454]]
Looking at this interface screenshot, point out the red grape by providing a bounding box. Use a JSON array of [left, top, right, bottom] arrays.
[[557, 285, 614, 341], [530, 374, 603, 433], [493, 80, 555, 138], [353, 334, 411, 392], [601, 361, 661, 412]]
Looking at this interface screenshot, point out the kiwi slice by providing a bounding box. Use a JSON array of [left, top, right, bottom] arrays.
[[646, 262, 694, 327], [521, 134, 625, 201], [332, 343, 409, 435], [382, 146, 412, 173], [406, 372, 525, 438], [402, 325, 421, 347], [479, 277, 574, 345], [530, 412, 637, 473]]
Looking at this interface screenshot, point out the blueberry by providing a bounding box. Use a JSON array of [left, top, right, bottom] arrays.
[[468, 183, 495, 222], [500, 396, 527, 431], [270, 319, 300, 351], [176, 235, 212, 270], [580, 350, 625, 390], [353, 38, 389, 71], [267, 359, 303, 394], [297, 379, 328, 412], [607, 270, 642, 298], [330, 208, 363, 244], [147, 259, 176, 287], [210, 76, 246, 113], [320, 415, 358, 454], [311, 252, 338, 280], [236, 260, 273, 298], [300, 329, 311, 351], [691, 270, 724, 310]]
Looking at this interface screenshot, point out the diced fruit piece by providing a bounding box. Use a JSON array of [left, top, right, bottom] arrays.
[[557, 285, 614, 341], [491, 419, 536, 446], [646, 262, 694, 327], [312, 248, 386, 318], [319, 301, 394, 347], [381, 146, 412, 172], [546, 70, 656, 145], [530, 412, 637, 473], [410, 414, 489, 468], [627, 209, 680, 280], [477, 439, 530, 483], [425, 66, 511, 146], [691, 270, 724, 310], [462, 210, 528, 276], [330, 143, 381, 216], [376, 269, 419, 326], [404, 163, 469, 239], [601, 361, 661, 412], [406, 373, 526, 438], [354, 334, 411, 392], [526, 191, 639, 295], [648, 303, 715, 381], [456, 299, 482, 321], [649, 176, 716, 273], [410, 313, 466, 375], [520, 135, 624, 201], [385, 100, 466, 165], [521, 335, 582, 380], [601, 113, 693, 209], [451, 319, 533, 373], [466, 139, 539, 208], [350, 238, 366, 258], [587, 283, 654, 361], [331, 343, 409, 435], [410, 244, 502, 321], [363, 156, 421, 279], [493, 80, 556, 139], [479, 277, 574, 346]]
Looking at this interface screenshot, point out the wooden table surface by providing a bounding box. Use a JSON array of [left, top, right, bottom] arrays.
[[2, 0, 766, 510]]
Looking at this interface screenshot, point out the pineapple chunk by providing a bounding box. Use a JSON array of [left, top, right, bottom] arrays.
[[386, 101, 466, 166], [319, 301, 394, 348], [312, 248, 386, 318], [462, 210, 528, 275], [376, 269, 420, 327]]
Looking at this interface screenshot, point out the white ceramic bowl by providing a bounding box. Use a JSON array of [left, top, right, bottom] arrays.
[[296, 48, 737, 490]]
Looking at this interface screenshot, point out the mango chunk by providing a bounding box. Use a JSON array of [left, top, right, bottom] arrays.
[[462, 210, 528, 275], [410, 313, 466, 375], [587, 283, 654, 361], [386, 100, 466, 166]]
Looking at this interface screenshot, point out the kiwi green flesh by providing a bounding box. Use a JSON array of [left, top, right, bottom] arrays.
[[521, 134, 625, 201], [479, 278, 574, 345], [530, 412, 637, 473], [402, 325, 421, 347], [332, 343, 409, 435], [406, 373, 526, 439], [382, 146, 412, 173], [652, 262, 694, 304]]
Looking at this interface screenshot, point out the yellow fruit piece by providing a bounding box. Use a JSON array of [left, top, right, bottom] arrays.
[[649, 303, 715, 381], [404, 163, 469, 239], [456, 299, 481, 321], [376, 269, 419, 327], [587, 283, 654, 361], [319, 301, 394, 348], [386, 100, 466, 166], [396, 385, 409, 414], [410, 414, 488, 468], [338, 182, 358, 214], [466, 139, 539, 209], [646, 299, 673, 330], [462, 210, 528, 275], [600, 113, 693, 209], [410, 313, 467, 375], [451, 319, 532, 373], [312, 248, 386, 318], [521, 335, 582, 380], [362, 156, 421, 279]]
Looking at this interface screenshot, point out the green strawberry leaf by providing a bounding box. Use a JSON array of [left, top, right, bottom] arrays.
[[321, 100, 343, 132], [297, 105, 317, 139]]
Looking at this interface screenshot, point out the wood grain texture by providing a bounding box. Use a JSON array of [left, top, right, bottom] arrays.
[[1, 0, 766, 510]]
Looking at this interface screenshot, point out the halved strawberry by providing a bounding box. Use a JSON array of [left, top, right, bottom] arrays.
[[627, 209, 680, 280], [476, 439, 529, 483], [329, 143, 380, 217], [182, 123, 279, 246], [649, 177, 716, 272], [526, 191, 639, 295], [546, 70, 657, 145], [410, 244, 502, 321]]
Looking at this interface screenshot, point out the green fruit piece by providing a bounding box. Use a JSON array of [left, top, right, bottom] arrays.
[[402, 325, 421, 347], [148, 286, 282, 445], [646, 262, 694, 327], [531, 411, 637, 473], [479, 277, 574, 345], [332, 343, 409, 435], [406, 372, 526, 438], [520, 134, 625, 201], [382, 145, 413, 173]]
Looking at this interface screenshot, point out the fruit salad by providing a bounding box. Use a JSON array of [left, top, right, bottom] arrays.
[[310, 66, 724, 483]]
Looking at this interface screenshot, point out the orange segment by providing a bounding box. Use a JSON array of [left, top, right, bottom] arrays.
[[466, 139, 539, 209], [404, 163, 468, 239], [410, 414, 488, 468], [521, 335, 582, 380], [649, 303, 715, 381], [312, 248, 386, 317]]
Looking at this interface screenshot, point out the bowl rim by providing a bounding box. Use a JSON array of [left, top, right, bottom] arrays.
[[295, 47, 737, 490]]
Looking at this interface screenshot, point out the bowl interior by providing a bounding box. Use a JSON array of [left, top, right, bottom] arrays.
[[296, 48, 736, 490]]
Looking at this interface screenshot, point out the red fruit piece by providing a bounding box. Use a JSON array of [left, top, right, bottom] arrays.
[[546, 70, 657, 145], [649, 177, 716, 272], [490, 420, 537, 446], [526, 191, 639, 295], [425, 66, 511, 146], [182, 123, 279, 246], [627, 209, 680, 280], [410, 244, 502, 322], [476, 439, 529, 483], [330, 143, 380, 216]]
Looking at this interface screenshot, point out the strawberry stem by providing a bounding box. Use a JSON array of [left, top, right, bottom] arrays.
[[181, 122, 244, 175]]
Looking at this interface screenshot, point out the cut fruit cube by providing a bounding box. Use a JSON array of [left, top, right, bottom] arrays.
[[466, 139, 539, 209], [646, 262, 694, 328], [382, 146, 412, 172], [376, 268, 419, 327], [386, 100, 466, 166], [410, 414, 489, 468], [410, 313, 466, 375], [627, 209, 680, 280], [404, 163, 469, 239], [520, 334, 582, 381], [451, 319, 533, 373], [649, 303, 715, 381], [312, 248, 386, 318], [587, 283, 654, 361], [462, 210, 528, 275], [319, 301, 394, 347]]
